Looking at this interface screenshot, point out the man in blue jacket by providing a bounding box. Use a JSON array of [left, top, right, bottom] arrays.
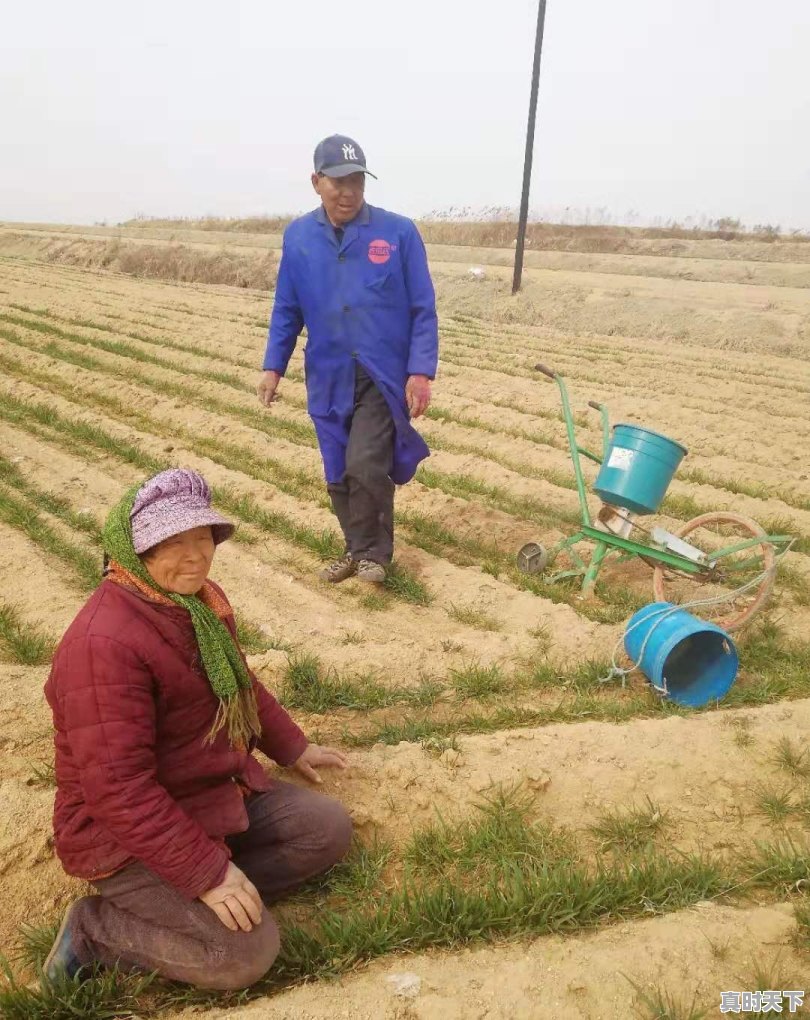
[[258, 135, 439, 585]]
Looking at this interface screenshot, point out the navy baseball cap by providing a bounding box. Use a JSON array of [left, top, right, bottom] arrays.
[[313, 134, 377, 179]]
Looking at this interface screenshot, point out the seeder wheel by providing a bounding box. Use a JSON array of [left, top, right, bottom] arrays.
[[517, 542, 549, 576], [651, 511, 775, 632]]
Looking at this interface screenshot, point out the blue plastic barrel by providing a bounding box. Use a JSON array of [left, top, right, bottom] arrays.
[[624, 602, 738, 707], [593, 424, 687, 515]]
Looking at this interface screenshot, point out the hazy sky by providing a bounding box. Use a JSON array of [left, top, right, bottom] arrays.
[[3, 0, 809, 227]]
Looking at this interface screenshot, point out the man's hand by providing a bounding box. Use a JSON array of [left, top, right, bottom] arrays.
[[406, 374, 431, 418], [291, 744, 349, 785], [257, 370, 282, 407], [199, 862, 264, 933]]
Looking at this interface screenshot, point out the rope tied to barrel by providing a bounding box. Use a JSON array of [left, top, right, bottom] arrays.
[[598, 538, 796, 695]]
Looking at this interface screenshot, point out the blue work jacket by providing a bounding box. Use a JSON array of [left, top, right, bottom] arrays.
[[262, 203, 439, 485]]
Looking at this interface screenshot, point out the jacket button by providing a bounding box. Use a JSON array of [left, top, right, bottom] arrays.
[[338, 254, 346, 261], [343, 305, 350, 312]]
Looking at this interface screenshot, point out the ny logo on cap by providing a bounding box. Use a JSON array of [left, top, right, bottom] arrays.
[[342, 143, 357, 161]]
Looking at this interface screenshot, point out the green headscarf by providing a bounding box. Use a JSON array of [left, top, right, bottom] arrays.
[[103, 483, 260, 748]]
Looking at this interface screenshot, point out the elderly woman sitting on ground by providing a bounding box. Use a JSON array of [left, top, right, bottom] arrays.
[[43, 469, 352, 990]]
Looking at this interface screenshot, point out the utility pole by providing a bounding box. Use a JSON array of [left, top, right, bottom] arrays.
[[512, 0, 548, 294]]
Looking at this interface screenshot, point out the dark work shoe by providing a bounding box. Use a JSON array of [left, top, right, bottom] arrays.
[[318, 553, 358, 584], [42, 901, 86, 983], [356, 559, 386, 585]]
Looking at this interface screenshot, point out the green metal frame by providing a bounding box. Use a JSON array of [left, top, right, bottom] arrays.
[[539, 369, 792, 594]]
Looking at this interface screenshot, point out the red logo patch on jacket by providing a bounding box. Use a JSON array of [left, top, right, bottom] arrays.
[[368, 239, 392, 264]]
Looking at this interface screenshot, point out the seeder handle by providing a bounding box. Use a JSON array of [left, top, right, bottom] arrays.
[[587, 401, 611, 461], [533, 364, 592, 527]]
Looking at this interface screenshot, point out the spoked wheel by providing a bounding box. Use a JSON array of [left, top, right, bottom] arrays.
[[651, 512, 776, 632]]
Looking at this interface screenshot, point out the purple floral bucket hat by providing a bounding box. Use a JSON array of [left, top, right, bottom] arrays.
[[130, 469, 235, 554]]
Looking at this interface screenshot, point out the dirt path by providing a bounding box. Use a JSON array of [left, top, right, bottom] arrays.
[[183, 902, 807, 1020]]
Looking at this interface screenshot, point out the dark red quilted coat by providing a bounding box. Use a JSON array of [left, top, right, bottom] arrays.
[[44, 580, 307, 899]]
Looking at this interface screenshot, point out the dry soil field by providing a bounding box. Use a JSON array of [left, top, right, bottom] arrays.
[[0, 222, 809, 1018]]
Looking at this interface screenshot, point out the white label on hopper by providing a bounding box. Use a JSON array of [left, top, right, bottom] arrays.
[[607, 447, 635, 470]]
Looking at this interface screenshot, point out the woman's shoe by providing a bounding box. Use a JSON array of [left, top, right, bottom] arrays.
[[42, 901, 86, 983]]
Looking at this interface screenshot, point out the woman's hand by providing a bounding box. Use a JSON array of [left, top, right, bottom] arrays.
[[291, 744, 348, 784], [199, 862, 264, 932]]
